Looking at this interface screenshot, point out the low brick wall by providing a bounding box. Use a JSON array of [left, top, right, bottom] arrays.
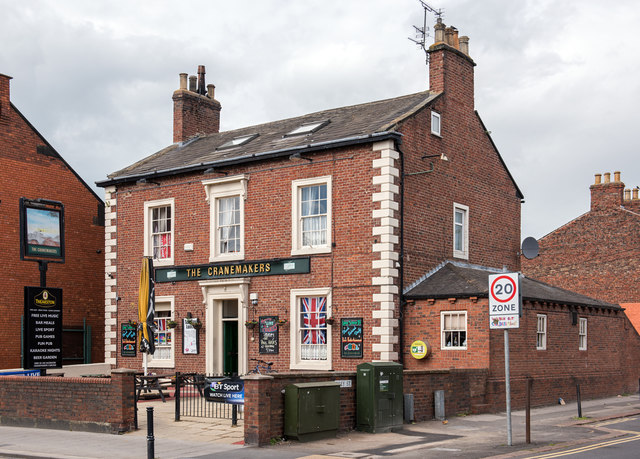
[[0, 368, 136, 433], [242, 368, 489, 446]]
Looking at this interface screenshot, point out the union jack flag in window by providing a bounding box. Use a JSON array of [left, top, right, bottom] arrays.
[[300, 297, 327, 360]]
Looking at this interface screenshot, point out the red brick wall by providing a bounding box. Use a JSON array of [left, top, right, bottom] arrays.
[[113, 145, 380, 372], [522, 182, 640, 305], [0, 369, 136, 433], [0, 77, 105, 368], [401, 52, 521, 286]]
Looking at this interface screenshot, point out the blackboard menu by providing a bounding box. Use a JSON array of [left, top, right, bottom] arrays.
[[23, 286, 63, 369], [121, 322, 137, 357], [341, 317, 363, 358], [259, 316, 279, 354]]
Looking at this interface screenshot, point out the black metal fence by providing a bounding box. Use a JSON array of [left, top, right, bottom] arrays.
[[174, 372, 243, 423]]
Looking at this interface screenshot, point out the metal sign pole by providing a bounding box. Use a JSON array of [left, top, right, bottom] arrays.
[[504, 328, 512, 446]]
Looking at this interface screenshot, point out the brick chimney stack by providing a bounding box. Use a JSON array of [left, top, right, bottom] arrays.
[[0, 73, 12, 121], [427, 18, 475, 107], [172, 65, 221, 144], [590, 171, 624, 211]]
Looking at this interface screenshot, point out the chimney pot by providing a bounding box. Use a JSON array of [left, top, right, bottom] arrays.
[[445, 27, 455, 46], [595, 173, 602, 185], [434, 18, 445, 43], [197, 65, 206, 95], [604, 172, 611, 184], [188, 75, 197, 92], [614, 171, 621, 182], [625, 189, 631, 201], [633, 188, 639, 200], [179, 73, 188, 90], [207, 84, 215, 98], [459, 36, 470, 55]]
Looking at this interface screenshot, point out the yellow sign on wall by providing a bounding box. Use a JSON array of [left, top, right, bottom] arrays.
[[410, 340, 431, 359]]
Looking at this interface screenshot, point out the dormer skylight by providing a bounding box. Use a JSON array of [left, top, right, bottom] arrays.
[[217, 133, 258, 150], [284, 120, 330, 137]]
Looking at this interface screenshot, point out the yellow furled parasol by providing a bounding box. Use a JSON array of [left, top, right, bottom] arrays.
[[137, 257, 156, 374]]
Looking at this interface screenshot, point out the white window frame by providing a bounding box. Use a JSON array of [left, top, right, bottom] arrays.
[[536, 314, 547, 350], [431, 111, 442, 136], [289, 288, 332, 370], [148, 296, 175, 368], [144, 198, 175, 266], [579, 317, 587, 350], [291, 176, 332, 255], [453, 203, 469, 260], [441, 311, 467, 350], [203, 175, 247, 261]]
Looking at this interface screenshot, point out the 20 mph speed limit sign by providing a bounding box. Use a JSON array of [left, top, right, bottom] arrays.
[[488, 272, 520, 329]]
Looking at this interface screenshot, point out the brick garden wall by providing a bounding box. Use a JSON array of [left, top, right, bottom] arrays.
[[0, 369, 136, 433]]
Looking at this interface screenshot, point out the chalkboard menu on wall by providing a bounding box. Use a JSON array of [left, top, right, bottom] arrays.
[[341, 317, 363, 358], [121, 322, 137, 357], [259, 316, 279, 354]]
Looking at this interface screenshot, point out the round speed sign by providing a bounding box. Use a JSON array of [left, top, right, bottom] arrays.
[[490, 275, 517, 303]]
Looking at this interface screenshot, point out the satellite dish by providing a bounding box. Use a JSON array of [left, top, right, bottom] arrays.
[[521, 237, 539, 260]]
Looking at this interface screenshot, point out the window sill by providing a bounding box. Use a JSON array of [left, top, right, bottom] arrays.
[[290, 361, 332, 371], [148, 362, 175, 369], [210, 252, 245, 263], [291, 246, 331, 256]]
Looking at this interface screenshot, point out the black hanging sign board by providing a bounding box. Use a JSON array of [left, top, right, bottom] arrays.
[[121, 322, 137, 357], [341, 317, 363, 358], [259, 316, 279, 354]]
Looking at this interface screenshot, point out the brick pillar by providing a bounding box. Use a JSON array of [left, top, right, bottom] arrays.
[[111, 368, 137, 433], [242, 374, 274, 446]]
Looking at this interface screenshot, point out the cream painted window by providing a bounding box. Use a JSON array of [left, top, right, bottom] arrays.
[[291, 176, 332, 255], [537, 314, 547, 350], [441, 311, 467, 349], [453, 203, 469, 259], [290, 288, 332, 370], [144, 198, 175, 266], [203, 175, 247, 261], [579, 318, 587, 350], [149, 297, 175, 368]]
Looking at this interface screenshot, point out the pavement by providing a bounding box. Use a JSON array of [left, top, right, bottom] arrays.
[[1, 394, 639, 459]]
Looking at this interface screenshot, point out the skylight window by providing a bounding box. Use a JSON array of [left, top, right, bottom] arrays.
[[284, 120, 330, 137], [218, 134, 258, 150]]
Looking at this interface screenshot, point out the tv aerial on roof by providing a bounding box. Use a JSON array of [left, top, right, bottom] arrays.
[[521, 237, 539, 260], [409, 1, 444, 65]]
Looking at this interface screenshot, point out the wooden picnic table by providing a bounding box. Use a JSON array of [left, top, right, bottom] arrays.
[[135, 373, 174, 402]]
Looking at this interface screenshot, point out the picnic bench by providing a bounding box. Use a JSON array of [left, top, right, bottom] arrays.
[[135, 373, 174, 402]]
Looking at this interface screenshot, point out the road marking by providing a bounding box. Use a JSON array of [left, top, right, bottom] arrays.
[[525, 434, 640, 458]]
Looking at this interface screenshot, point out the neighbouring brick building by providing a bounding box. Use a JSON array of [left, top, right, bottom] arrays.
[[0, 73, 105, 368], [97, 19, 638, 427]]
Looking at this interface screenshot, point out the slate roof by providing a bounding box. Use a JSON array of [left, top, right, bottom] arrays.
[[98, 90, 440, 186], [405, 262, 621, 310]]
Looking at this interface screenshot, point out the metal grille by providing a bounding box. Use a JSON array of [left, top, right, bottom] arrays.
[[174, 373, 243, 421]]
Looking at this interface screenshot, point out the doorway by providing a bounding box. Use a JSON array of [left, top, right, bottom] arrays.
[[222, 300, 239, 375]]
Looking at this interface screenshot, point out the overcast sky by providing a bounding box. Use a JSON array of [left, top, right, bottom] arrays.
[[2, 0, 639, 240]]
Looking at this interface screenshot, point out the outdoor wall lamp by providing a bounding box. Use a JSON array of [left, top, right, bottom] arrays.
[[421, 152, 449, 161], [250, 293, 259, 306]]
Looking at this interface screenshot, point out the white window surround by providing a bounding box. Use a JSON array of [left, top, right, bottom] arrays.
[[453, 203, 469, 260], [203, 175, 247, 262], [441, 311, 467, 350], [291, 176, 332, 255], [289, 288, 332, 371], [144, 198, 175, 266], [579, 317, 587, 350], [431, 111, 442, 136], [537, 314, 547, 350], [148, 296, 175, 368]]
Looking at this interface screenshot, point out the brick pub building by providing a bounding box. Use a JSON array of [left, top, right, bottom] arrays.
[[97, 20, 639, 436], [0, 73, 105, 368]]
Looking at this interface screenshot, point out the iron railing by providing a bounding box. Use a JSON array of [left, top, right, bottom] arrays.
[[174, 372, 243, 423]]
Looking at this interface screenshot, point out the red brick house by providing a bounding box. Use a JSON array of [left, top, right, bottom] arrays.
[[96, 20, 639, 424], [0, 73, 105, 368], [523, 171, 640, 304], [98, 21, 525, 376]]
